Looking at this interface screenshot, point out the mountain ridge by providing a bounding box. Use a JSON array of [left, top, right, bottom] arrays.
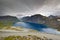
[[21, 14, 60, 31]]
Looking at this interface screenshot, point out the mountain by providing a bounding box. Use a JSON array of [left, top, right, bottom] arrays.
[[21, 14, 48, 23], [21, 14, 60, 31], [48, 15, 60, 30], [0, 15, 20, 28]]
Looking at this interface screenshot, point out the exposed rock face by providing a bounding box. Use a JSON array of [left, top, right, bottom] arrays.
[[21, 14, 60, 30], [21, 14, 47, 24]]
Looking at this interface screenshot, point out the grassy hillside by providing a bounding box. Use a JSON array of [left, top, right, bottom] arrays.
[[0, 21, 13, 29], [0, 16, 20, 29]]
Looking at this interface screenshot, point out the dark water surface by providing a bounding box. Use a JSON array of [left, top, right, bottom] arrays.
[[14, 22, 47, 31]]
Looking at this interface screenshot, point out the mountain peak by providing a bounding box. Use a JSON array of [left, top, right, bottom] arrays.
[[31, 14, 44, 17]]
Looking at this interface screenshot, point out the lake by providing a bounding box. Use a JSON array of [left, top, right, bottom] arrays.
[[14, 22, 60, 35]]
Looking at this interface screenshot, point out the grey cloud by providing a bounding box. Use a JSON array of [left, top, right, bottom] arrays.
[[0, 0, 46, 16], [0, 0, 60, 17]]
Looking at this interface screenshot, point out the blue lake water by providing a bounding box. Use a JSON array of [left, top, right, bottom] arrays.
[[14, 22, 60, 34]]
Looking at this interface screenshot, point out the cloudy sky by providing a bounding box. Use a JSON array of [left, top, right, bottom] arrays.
[[0, 0, 60, 17]]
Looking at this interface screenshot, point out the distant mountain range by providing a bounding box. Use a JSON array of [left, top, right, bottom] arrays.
[[21, 14, 60, 31], [0, 15, 20, 28], [0, 15, 19, 22], [0, 14, 60, 31]]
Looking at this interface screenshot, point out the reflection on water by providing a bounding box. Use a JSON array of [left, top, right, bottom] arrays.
[[14, 22, 60, 34]]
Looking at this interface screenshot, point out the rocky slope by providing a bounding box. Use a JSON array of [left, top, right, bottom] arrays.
[[0, 27, 60, 40]]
